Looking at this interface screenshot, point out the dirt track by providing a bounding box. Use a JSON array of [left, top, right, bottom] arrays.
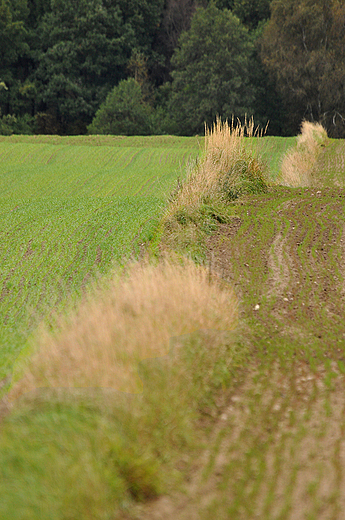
[[135, 186, 345, 519]]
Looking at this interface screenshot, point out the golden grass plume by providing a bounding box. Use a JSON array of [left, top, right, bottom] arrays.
[[280, 121, 328, 187], [166, 116, 265, 217], [9, 259, 237, 401]]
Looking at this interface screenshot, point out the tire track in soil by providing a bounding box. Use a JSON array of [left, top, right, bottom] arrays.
[[341, 225, 345, 297], [267, 224, 291, 299]]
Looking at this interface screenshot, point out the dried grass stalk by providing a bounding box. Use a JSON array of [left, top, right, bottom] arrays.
[[9, 259, 237, 400], [280, 121, 328, 187], [166, 116, 260, 216]]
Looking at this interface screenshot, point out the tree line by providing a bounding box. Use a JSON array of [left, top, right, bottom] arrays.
[[1, 0, 345, 137]]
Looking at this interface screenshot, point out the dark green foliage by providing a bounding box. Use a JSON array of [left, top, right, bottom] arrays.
[[0, 111, 34, 135], [31, 0, 167, 134], [231, 0, 270, 30], [1, 0, 344, 136], [220, 156, 268, 201], [34, 0, 137, 134], [0, 0, 28, 69], [0, 0, 168, 134], [0, 0, 32, 119], [260, 0, 345, 137], [88, 79, 154, 136], [214, 0, 270, 30], [26, 0, 51, 28], [113, 0, 165, 54], [169, 3, 255, 135]]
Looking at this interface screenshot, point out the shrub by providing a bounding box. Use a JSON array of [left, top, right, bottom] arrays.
[[221, 156, 268, 201], [0, 112, 35, 135], [165, 117, 269, 218], [88, 79, 154, 136]]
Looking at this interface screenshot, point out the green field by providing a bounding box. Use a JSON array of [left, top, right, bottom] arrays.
[[3, 132, 343, 520], [0, 135, 203, 381]]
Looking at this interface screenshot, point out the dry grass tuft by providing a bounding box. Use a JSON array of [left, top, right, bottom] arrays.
[[166, 117, 267, 218], [9, 259, 237, 401], [280, 121, 328, 187]]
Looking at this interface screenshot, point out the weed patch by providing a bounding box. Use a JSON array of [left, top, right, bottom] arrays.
[[280, 121, 328, 187], [162, 118, 269, 259], [166, 117, 268, 215], [10, 259, 238, 399]]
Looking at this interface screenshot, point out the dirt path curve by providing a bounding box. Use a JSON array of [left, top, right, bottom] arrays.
[[132, 186, 345, 520]]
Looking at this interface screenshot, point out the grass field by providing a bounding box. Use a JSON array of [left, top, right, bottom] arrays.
[[0, 135, 202, 381], [2, 131, 344, 520]]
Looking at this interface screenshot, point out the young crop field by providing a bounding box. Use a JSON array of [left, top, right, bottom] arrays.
[[0, 135, 203, 382], [0, 133, 294, 384]]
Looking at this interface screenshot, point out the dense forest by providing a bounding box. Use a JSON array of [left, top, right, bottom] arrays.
[[1, 0, 345, 137]]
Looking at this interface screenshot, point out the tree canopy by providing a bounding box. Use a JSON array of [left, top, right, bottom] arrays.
[[261, 0, 345, 137], [169, 3, 255, 135], [34, 0, 139, 133], [214, 0, 270, 30], [1, 0, 345, 136], [88, 78, 153, 135]]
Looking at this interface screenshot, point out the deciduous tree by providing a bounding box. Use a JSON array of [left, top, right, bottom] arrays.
[[88, 78, 154, 135], [260, 0, 345, 137]]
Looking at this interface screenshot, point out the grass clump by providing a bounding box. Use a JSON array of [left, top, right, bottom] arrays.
[[161, 117, 268, 260], [280, 120, 328, 187], [10, 259, 238, 398], [0, 400, 160, 520], [167, 117, 268, 215], [160, 201, 236, 263], [0, 259, 240, 519], [220, 156, 268, 201]]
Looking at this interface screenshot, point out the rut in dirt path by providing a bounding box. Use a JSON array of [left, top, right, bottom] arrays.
[[207, 187, 345, 355]]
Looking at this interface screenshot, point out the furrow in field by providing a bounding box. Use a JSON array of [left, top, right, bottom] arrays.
[[208, 187, 345, 355], [0, 192, 167, 378], [0, 143, 197, 199], [267, 220, 292, 299], [176, 186, 345, 519]]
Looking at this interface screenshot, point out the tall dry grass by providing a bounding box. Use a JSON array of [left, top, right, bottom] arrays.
[[9, 259, 237, 401], [166, 117, 266, 218], [280, 121, 328, 187]]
